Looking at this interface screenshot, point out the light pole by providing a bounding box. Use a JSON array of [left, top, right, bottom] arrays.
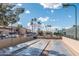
[[30, 19, 33, 32], [63, 4, 77, 40]]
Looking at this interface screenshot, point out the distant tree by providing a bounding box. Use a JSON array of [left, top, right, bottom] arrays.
[[54, 31, 62, 36], [46, 31, 52, 35], [16, 24, 23, 35], [30, 18, 42, 33], [38, 30, 44, 36]]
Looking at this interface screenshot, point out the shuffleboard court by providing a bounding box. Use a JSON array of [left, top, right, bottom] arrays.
[[15, 39, 49, 56]]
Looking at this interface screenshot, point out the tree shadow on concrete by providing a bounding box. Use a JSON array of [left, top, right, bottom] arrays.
[[47, 50, 67, 56], [0, 46, 67, 56]]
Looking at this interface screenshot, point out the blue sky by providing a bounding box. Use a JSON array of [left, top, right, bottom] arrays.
[[15, 3, 79, 30]]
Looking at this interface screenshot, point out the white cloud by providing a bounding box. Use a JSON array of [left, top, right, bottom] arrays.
[[17, 3, 22, 6], [17, 22, 22, 24], [49, 26, 63, 30], [51, 26, 57, 29], [38, 17, 49, 22], [10, 22, 22, 27], [13, 4, 22, 10], [68, 15, 72, 18], [40, 3, 62, 9], [27, 22, 30, 26], [27, 22, 32, 29], [41, 23, 45, 27], [51, 10, 54, 13], [64, 26, 72, 29], [25, 10, 30, 14], [14, 22, 22, 26]]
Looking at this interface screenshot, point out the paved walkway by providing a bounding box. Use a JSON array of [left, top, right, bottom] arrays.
[[0, 39, 72, 56], [15, 39, 72, 56], [15, 39, 49, 56], [47, 40, 71, 56]]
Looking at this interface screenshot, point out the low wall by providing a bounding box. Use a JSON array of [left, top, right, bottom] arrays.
[[0, 36, 33, 49], [62, 37, 79, 56], [37, 35, 62, 39]]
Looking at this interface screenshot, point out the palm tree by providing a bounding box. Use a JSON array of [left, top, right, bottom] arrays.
[[30, 18, 37, 32], [33, 18, 37, 32], [37, 21, 42, 35], [37, 21, 41, 32], [33, 18, 37, 22]]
